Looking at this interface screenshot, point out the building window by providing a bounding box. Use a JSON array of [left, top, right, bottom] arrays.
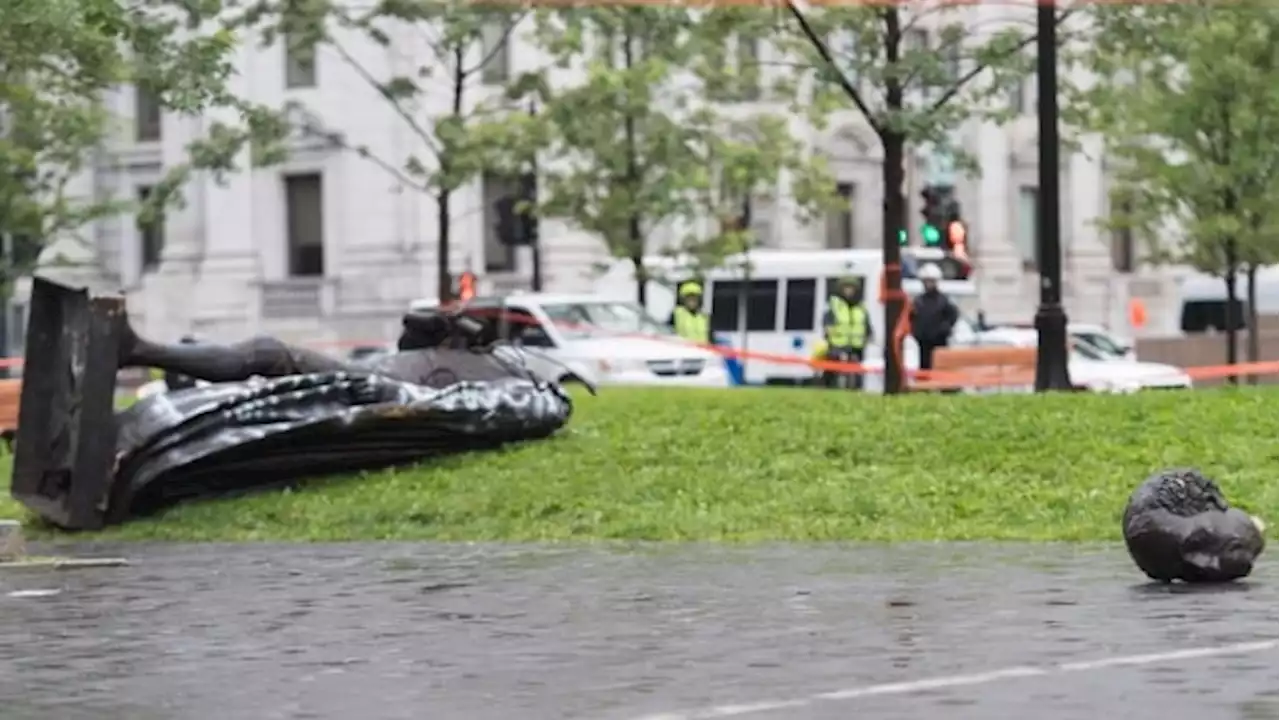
[[284, 173, 325, 277], [482, 173, 518, 272], [480, 20, 511, 85], [285, 33, 318, 89], [943, 42, 962, 84], [825, 182, 855, 249], [1009, 76, 1026, 115], [1016, 185, 1041, 270], [734, 35, 761, 101], [826, 30, 858, 86], [136, 185, 165, 273], [1109, 194, 1136, 273], [135, 84, 162, 142], [904, 28, 929, 53]]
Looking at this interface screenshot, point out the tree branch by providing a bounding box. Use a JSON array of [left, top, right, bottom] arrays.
[[926, 8, 1076, 116], [290, 110, 431, 193], [461, 11, 528, 78], [330, 39, 443, 159], [784, 0, 883, 136]]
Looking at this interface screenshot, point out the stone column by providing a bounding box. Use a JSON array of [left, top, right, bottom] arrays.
[[192, 42, 261, 339]]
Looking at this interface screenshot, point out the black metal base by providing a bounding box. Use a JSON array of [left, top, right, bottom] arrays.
[[1034, 303, 1073, 392], [10, 277, 125, 531]]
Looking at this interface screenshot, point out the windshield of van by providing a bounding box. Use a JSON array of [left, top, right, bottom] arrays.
[[541, 301, 675, 341]]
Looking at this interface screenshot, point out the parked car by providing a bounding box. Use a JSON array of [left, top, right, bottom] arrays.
[[979, 322, 1136, 361], [971, 327, 1192, 392], [410, 293, 733, 389]]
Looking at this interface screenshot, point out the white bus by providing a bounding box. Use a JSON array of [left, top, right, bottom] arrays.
[[592, 247, 980, 385]]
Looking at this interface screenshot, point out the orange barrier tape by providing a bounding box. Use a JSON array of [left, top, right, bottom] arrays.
[[0, 309, 1274, 388], [311, 306, 1280, 389], [439, 305, 1280, 387]]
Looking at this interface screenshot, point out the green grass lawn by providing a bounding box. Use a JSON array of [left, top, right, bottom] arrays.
[[1, 386, 1276, 543]]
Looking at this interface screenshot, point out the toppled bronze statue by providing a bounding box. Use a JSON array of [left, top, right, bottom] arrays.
[[1122, 468, 1266, 583], [10, 277, 577, 531]]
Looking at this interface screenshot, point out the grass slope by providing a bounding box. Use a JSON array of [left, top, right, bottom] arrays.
[[1, 387, 1276, 542]]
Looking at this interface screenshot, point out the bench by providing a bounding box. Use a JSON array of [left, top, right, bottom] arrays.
[[912, 346, 1038, 392]]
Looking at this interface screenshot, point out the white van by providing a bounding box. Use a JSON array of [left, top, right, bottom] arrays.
[[592, 247, 978, 385], [409, 293, 732, 389], [1178, 266, 1279, 334]]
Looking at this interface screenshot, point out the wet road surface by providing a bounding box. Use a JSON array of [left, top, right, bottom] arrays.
[[0, 543, 1275, 720]]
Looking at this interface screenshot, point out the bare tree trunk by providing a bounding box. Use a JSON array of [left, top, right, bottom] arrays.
[[879, 7, 907, 395], [436, 52, 467, 304], [631, 253, 647, 307], [881, 131, 907, 395], [1245, 262, 1260, 385], [1223, 238, 1239, 385], [623, 22, 645, 308]]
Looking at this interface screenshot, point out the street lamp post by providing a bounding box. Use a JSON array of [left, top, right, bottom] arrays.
[[1033, 0, 1073, 391]]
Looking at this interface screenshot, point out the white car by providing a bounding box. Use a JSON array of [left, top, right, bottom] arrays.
[[976, 322, 1136, 361], [410, 293, 732, 389], [1069, 323, 1137, 362], [971, 327, 1192, 393]]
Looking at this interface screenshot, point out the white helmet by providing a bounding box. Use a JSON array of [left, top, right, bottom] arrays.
[[918, 264, 944, 281]]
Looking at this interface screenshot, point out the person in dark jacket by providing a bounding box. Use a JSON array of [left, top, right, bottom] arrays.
[[909, 264, 959, 371]]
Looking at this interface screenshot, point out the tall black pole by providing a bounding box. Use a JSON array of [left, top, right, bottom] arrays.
[[0, 234, 8, 380], [528, 100, 543, 292], [1033, 0, 1072, 391]]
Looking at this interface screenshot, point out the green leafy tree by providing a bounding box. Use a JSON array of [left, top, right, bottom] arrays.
[[0, 0, 242, 285], [1074, 1, 1279, 376], [497, 7, 838, 306], [777, 2, 1071, 393], [225, 0, 533, 302]]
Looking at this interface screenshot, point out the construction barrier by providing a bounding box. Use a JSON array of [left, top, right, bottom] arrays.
[[0, 308, 1274, 390], [310, 305, 1280, 390]]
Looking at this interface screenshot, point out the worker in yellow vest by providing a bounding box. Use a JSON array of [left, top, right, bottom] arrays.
[[668, 281, 713, 344], [822, 276, 872, 389]]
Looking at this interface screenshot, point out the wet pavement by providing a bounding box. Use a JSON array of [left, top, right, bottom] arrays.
[[0, 543, 1275, 720]]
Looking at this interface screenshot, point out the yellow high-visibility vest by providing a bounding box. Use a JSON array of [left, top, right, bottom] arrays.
[[673, 306, 709, 343], [826, 297, 867, 349]]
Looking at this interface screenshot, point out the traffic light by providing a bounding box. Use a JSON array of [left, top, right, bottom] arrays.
[[494, 172, 539, 246], [897, 229, 907, 246], [946, 219, 969, 261], [920, 185, 950, 247]]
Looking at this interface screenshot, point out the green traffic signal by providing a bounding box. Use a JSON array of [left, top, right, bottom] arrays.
[[897, 229, 907, 246], [921, 223, 941, 246]]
